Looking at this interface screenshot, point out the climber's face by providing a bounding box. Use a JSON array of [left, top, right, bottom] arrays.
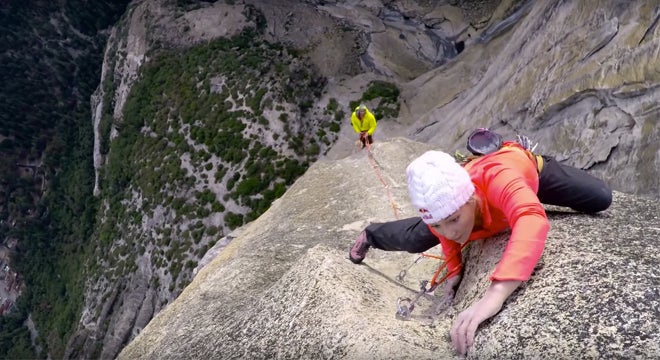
[[429, 198, 477, 245], [356, 109, 365, 119]]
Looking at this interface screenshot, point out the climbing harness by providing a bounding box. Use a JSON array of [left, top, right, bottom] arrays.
[[467, 128, 539, 155], [462, 129, 544, 173]]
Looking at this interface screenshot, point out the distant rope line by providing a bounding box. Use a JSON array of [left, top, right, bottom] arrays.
[[364, 141, 401, 220]]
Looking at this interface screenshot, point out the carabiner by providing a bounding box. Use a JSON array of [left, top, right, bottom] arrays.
[[396, 256, 424, 282], [395, 297, 413, 320]]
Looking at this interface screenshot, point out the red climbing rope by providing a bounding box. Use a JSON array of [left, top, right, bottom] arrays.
[[364, 140, 401, 219], [361, 140, 460, 292]]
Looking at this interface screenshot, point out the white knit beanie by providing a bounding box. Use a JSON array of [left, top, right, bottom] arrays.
[[406, 151, 475, 224]]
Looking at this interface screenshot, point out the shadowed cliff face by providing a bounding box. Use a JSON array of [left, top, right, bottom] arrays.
[[117, 138, 659, 359], [403, 1, 660, 198]]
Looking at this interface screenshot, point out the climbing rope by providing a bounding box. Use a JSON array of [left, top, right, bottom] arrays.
[[395, 243, 468, 321], [359, 138, 466, 320], [363, 139, 401, 219], [361, 140, 453, 282]]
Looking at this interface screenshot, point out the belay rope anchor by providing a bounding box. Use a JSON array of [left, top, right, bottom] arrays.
[[395, 280, 438, 321], [394, 252, 449, 321]]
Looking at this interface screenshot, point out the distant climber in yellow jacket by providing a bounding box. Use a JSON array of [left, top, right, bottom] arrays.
[[351, 104, 377, 149]]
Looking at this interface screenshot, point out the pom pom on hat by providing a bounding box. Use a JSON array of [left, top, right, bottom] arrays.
[[406, 151, 475, 224]]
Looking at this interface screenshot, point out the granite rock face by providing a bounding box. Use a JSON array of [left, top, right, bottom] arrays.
[[79, 1, 506, 357], [404, 0, 660, 198], [75, 0, 660, 358], [117, 138, 659, 359]]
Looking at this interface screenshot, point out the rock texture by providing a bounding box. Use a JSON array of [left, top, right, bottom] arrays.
[[403, 0, 660, 198], [117, 138, 659, 359], [71, 0, 660, 358], [77, 1, 496, 358]]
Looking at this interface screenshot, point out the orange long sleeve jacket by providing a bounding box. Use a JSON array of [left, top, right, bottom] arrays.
[[428, 142, 550, 281]]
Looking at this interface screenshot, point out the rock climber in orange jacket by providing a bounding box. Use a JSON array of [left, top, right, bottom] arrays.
[[350, 104, 377, 149], [349, 129, 612, 356]]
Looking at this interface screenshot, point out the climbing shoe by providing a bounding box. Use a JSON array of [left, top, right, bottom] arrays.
[[349, 231, 370, 264]]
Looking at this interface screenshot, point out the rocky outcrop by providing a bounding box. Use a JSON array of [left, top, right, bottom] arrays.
[[91, 0, 250, 195], [76, 1, 497, 358], [117, 138, 659, 359], [403, 0, 660, 198], [73, 0, 660, 359], [76, 2, 256, 357]]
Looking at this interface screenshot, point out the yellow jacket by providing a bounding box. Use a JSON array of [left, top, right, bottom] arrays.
[[350, 107, 377, 135]]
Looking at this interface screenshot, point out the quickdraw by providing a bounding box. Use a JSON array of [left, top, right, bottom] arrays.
[[395, 255, 424, 282], [395, 279, 436, 321], [395, 243, 468, 321], [359, 133, 478, 321]]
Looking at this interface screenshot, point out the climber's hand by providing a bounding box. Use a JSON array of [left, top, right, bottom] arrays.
[[450, 280, 520, 355]]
